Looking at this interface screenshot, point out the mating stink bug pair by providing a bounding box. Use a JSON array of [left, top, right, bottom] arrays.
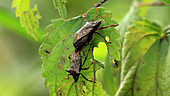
[[57, 3, 119, 91]]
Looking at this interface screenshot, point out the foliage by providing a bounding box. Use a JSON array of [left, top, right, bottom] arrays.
[[39, 7, 120, 96], [52, 0, 67, 19], [118, 0, 141, 44], [8, 0, 170, 96], [87, 7, 121, 61], [102, 52, 119, 95], [116, 19, 170, 96], [11, 0, 41, 41], [161, 0, 170, 4]]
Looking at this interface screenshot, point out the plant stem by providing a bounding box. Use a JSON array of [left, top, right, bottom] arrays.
[[83, 0, 107, 17], [139, 1, 169, 7], [94, 0, 107, 7]]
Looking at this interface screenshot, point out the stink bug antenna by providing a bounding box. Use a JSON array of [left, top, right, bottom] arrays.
[[101, 13, 112, 22], [91, 11, 100, 21], [95, 2, 99, 20], [57, 80, 74, 91], [91, 2, 100, 21], [98, 13, 119, 30]]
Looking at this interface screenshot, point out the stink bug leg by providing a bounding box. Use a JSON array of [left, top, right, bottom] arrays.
[[82, 45, 92, 66], [99, 12, 119, 30], [57, 80, 74, 91], [63, 74, 71, 79], [91, 11, 100, 21], [101, 13, 112, 22], [57, 49, 96, 91], [94, 32, 111, 43], [95, 12, 119, 43], [73, 3, 119, 53], [98, 24, 119, 30], [82, 61, 97, 70], [95, 2, 99, 20], [80, 73, 96, 83], [91, 2, 100, 21]]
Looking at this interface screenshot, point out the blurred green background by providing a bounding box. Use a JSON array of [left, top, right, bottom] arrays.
[[0, 0, 169, 96]]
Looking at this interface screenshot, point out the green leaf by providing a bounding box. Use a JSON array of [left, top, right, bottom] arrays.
[[102, 52, 120, 95], [52, 0, 67, 19], [87, 7, 121, 61], [39, 7, 120, 96], [116, 19, 170, 96], [164, 35, 170, 96], [94, 43, 121, 96], [163, 25, 170, 35], [118, 0, 141, 44], [139, 0, 154, 17], [161, 0, 170, 4], [40, 16, 107, 96], [11, 0, 41, 41]]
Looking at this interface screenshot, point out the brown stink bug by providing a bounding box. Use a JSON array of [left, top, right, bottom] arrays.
[[57, 45, 97, 91], [73, 4, 119, 53]]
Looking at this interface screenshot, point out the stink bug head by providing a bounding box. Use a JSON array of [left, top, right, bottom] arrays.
[[66, 68, 80, 75], [72, 73, 80, 82], [66, 69, 80, 82]]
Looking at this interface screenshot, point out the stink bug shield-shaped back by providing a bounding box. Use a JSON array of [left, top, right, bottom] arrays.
[[66, 51, 81, 82], [73, 20, 101, 52], [73, 5, 119, 53]]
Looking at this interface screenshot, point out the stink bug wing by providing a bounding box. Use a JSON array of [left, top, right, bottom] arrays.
[[73, 21, 94, 42], [73, 25, 94, 51], [73, 33, 79, 44], [74, 26, 94, 43], [74, 35, 89, 50], [68, 52, 82, 74]]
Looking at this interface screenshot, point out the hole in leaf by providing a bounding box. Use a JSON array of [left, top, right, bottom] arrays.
[[58, 64, 62, 69], [57, 90, 64, 96], [78, 81, 88, 93], [112, 59, 118, 68], [24, 11, 27, 14], [60, 57, 66, 64], [68, 55, 71, 59], [44, 50, 50, 54], [83, 85, 87, 93], [93, 42, 107, 62], [105, 36, 109, 42], [60, 93, 62, 96]]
